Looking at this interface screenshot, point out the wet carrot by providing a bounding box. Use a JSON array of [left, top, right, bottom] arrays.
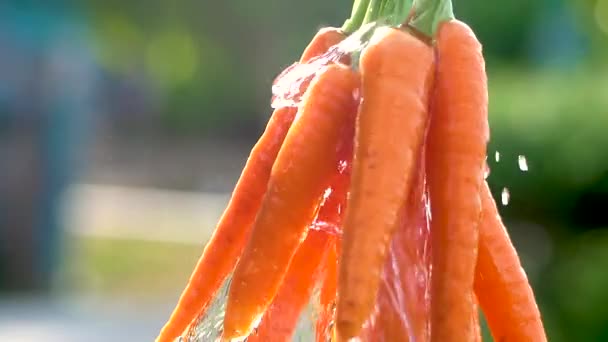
[[155, 28, 345, 342], [364, 153, 431, 342], [336, 27, 434, 341], [316, 241, 338, 342], [475, 182, 547, 342], [223, 63, 360, 339], [314, 163, 352, 342], [472, 295, 481, 342], [250, 100, 354, 342], [426, 19, 489, 342], [247, 230, 333, 342], [301, 27, 347, 62], [247, 167, 352, 342]]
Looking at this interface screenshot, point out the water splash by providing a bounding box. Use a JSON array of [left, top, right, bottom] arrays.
[[501, 188, 510, 206], [270, 22, 377, 109], [518, 155, 529, 172], [494, 151, 500, 162], [185, 276, 231, 341]]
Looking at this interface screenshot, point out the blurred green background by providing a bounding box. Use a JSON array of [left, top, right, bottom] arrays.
[[0, 0, 607, 340]]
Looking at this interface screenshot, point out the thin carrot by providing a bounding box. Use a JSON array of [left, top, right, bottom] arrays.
[[426, 19, 489, 342], [223, 63, 360, 339], [249, 124, 353, 342], [246, 166, 352, 342], [364, 154, 432, 342], [247, 230, 333, 342], [155, 28, 345, 342], [314, 162, 352, 342], [315, 241, 338, 342], [336, 26, 434, 341], [475, 182, 547, 341], [301, 27, 347, 62]]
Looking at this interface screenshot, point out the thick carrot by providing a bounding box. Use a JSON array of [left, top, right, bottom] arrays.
[[223, 63, 360, 339], [426, 19, 489, 342], [155, 28, 345, 342], [336, 27, 434, 341], [475, 182, 547, 341], [247, 230, 333, 342]]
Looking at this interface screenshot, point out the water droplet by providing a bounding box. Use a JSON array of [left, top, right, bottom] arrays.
[[494, 151, 500, 162], [501, 188, 510, 206], [518, 155, 528, 171], [338, 160, 349, 173], [322, 187, 333, 201]]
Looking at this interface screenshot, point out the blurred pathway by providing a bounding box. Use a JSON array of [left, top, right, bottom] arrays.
[[0, 183, 231, 341], [62, 183, 230, 243], [0, 296, 173, 342]]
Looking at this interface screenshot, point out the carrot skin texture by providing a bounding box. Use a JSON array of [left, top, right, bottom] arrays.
[[155, 28, 345, 342], [475, 182, 547, 342], [223, 64, 360, 339], [427, 19, 489, 342], [336, 27, 434, 341]]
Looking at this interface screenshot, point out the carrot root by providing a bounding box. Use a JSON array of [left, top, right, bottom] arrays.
[[475, 182, 547, 341]]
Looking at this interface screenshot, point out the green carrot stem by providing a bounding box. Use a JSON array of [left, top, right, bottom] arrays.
[[409, 0, 454, 38]]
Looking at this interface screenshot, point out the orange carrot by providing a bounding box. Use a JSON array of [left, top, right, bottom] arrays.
[[336, 27, 434, 341], [301, 27, 347, 62], [426, 19, 489, 342], [316, 241, 338, 342], [155, 28, 345, 342], [223, 63, 360, 339], [250, 111, 353, 342], [363, 153, 432, 342], [475, 182, 547, 341], [246, 166, 352, 342], [247, 230, 333, 342], [314, 161, 352, 342]]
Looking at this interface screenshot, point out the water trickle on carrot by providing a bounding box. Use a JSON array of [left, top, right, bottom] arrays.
[[270, 23, 376, 109], [184, 276, 230, 341], [484, 163, 491, 180]]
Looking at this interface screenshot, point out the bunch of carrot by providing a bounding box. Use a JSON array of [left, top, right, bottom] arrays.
[[156, 0, 548, 341]]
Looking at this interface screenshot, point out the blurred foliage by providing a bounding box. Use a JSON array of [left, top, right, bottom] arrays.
[[487, 67, 608, 229], [61, 236, 200, 297], [79, 0, 608, 135]]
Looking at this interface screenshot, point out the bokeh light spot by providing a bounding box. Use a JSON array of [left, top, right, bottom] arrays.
[[146, 28, 199, 89], [94, 13, 142, 72], [595, 0, 608, 35]]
